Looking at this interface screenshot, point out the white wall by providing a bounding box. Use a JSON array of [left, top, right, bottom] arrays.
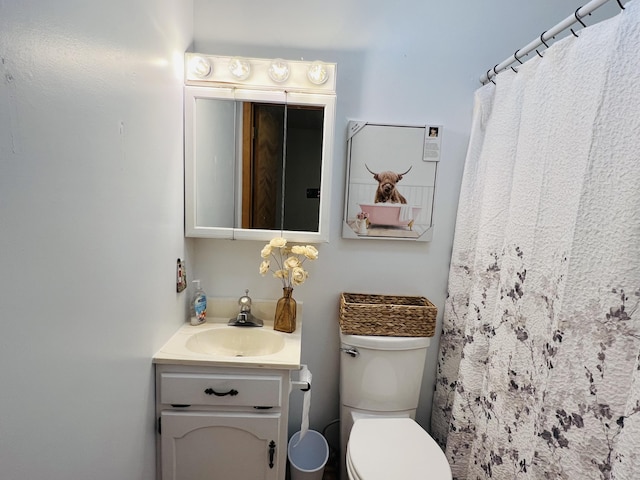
[[0, 1, 624, 479], [0, 1, 192, 479], [191, 0, 621, 446]]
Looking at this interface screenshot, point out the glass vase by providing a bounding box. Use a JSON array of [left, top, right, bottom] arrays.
[[274, 287, 297, 333]]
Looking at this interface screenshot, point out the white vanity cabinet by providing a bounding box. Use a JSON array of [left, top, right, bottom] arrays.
[[156, 364, 292, 480]]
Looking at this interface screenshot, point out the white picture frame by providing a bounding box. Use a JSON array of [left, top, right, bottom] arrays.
[[342, 121, 441, 242]]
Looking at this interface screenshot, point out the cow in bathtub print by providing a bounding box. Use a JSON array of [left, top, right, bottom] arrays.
[[365, 165, 412, 204]]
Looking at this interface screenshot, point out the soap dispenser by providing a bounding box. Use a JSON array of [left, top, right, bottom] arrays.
[[191, 280, 207, 326]]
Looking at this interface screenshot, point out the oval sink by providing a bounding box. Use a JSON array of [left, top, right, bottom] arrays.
[[186, 327, 286, 357]]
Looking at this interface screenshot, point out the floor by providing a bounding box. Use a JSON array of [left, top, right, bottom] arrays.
[[321, 445, 339, 480]]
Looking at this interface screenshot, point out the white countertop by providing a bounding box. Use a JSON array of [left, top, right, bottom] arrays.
[[153, 298, 302, 370]]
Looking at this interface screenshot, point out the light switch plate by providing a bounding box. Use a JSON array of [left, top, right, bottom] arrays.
[[176, 258, 187, 292]]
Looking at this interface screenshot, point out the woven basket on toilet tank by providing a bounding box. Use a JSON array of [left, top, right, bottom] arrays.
[[339, 292, 437, 337]]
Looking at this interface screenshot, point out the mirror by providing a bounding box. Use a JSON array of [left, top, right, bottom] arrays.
[[184, 54, 336, 243]]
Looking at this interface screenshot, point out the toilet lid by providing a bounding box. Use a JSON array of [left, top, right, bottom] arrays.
[[347, 418, 452, 480]]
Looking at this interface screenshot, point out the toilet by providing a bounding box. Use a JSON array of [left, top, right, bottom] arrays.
[[340, 332, 452, 480]]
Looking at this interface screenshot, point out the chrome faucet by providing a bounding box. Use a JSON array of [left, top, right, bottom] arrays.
[[228, 290, 264, 327]]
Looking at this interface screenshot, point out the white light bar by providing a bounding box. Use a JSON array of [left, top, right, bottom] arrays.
[[185, 53, 337, 94]]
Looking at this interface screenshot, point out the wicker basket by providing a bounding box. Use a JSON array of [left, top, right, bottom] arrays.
[[339, 292, 437, 337]]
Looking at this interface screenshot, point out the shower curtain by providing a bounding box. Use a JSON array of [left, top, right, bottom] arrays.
[[431, 2, 640, 479]]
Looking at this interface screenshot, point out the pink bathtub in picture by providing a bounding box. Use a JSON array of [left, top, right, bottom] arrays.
[[359, 203, 422, 229]]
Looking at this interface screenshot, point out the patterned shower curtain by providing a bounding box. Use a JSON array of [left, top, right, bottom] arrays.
[[431, 2, 640, 479]]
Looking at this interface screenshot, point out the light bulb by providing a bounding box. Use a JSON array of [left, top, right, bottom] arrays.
[[268, 59, 290, 83], [307, 61, 329, 85], [188, 56, 212, 78], [228, 57, 251, 80]]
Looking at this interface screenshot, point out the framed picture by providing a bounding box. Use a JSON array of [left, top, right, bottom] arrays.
[[342, 121, 441, 242]]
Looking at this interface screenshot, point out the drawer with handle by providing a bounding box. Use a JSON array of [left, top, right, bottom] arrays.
[[160, 372, 282, 407]]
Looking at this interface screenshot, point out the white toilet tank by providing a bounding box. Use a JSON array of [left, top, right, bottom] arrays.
[[340, 332, 430, 412], [339, 332, 432, 480]]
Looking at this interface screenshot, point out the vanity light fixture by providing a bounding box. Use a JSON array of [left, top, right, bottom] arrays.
[[268, 59, 290, 83], [188, 55, 212, 79], [228, 57, 251, 80], [184, 53, 336, 93], [307, 61, 329, 85]]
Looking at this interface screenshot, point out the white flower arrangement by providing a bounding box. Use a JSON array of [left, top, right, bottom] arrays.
[[259, 237, 319, 288]]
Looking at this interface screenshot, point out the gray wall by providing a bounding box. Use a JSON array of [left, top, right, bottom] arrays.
[[190, 0, 621, 445], [0, 2, 192, 479], [0, 0, 622, 478]]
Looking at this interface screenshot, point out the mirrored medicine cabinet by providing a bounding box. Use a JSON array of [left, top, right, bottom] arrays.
[[184, 54, 337, 243]]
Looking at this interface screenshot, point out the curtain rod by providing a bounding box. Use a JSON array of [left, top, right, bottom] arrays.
[[480, 0, 625, 84]]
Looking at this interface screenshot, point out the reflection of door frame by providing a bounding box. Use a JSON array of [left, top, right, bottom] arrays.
[[241, 103, 253, 228]]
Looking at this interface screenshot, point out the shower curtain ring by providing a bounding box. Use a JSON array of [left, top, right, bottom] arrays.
[[571, 7, 589, 37], [536, 31, 550, 57], [486, 69, 496, 85], [574, 7, 588, 27], [513, 49, 523, 64], [540, 31, 550, 48]]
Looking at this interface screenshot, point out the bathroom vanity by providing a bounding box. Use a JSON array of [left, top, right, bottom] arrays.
[[153, 299, 302, 480]]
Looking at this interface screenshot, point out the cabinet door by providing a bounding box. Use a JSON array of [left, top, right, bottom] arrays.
[[161, 411, 281, 480]]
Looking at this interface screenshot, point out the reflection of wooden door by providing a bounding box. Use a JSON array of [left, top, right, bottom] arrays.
[[242, 104, 284, 229]]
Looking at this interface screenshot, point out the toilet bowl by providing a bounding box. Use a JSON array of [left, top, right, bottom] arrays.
[[346, 418, 451, 480], [339, 332, 452, 480]]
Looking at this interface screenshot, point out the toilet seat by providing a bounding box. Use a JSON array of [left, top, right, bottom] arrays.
[[346, 418, 452, 480]]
